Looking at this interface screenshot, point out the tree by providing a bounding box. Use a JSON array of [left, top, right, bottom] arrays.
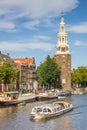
[[71, 66, 87, 88], [0, 62, 17, 90], [36, 55, 60, 89], [3, 62, 17, 84], [0, 67, 5, 85]]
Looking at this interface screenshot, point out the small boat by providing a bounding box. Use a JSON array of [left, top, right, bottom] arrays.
[[36, 91, 58, 101], [30, 101, 73, 120], [58, 95, 66, 99], [0, 91, 36, 106], [58, 90, 71, 98]]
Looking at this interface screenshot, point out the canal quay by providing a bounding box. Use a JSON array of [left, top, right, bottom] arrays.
[[0, 94, 87, 130]]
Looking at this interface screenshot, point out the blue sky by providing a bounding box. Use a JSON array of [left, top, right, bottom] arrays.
[[0, 0, 87, 69]]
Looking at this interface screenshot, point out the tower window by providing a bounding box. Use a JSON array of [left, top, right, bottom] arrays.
[[61, 26, 64, 32], [61, 47, 65, 52], [66, 46, 68, 51], [58, 47, 60, 51], [62, 38, 64, 42]]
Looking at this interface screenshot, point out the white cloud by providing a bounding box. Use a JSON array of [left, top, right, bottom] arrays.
[[0, 40, 55, 51], [74, 40, 87, 46], [0, 20, 16, 32], [68, 22, 87, 33], [0, 0, 79, 18], [23, 20, 40, 30], [27, 42, 55, 51], [0, 0, 79, 31], [33, 35, 51, 41]]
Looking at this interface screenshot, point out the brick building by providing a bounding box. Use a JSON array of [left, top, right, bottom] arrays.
[[13, 57, 36, 90], [55, 17, 71, 90], [0, 51, 15, 66]]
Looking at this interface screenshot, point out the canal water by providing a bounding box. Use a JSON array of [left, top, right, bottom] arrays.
[[0, 94, 87, 130]]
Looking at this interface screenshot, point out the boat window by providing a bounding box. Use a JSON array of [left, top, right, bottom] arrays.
[[43, 108, 47, 112], [48, 108, 51, 112], [54, 104, 61, 109], [37, 108, 42, 112], [33, 108, 37, 112]]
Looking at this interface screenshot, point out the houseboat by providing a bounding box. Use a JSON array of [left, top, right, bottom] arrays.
[[0, 91, 36, 106]]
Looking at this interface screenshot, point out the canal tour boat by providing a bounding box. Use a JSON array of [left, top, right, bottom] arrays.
[[31, 101, 73, 120], [0, 91, 36, 106]]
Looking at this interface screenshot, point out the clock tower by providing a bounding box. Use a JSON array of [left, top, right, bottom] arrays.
[[55, 17, 71, 90]]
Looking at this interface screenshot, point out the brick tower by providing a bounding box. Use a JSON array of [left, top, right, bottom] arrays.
[[55, 17, 71, 90]]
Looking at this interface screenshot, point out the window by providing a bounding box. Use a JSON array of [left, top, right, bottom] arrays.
[[37, 108, 42, 112], [62, 37, 64, 42], [61, 26, 64, 32], [61, 47, 65, 52], [43, 108, 47, 112], [48, 109, 51, 112]]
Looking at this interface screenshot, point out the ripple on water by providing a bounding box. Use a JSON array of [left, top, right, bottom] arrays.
[[0, 95, 87, 130]]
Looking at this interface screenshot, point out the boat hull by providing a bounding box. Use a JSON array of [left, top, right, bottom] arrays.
[[0, 100, 19, 106], [36, 95, 58, 101]]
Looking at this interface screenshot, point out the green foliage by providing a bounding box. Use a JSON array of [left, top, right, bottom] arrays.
[[0, 66, 5, 80], [71, 66, 87, 87], [0, 58, 2, 64], [0, 62, 17, 84], [36, 55, 60, 88]]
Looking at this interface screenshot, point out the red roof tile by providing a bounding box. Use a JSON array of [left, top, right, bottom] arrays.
[[13, 58, 34, 65]]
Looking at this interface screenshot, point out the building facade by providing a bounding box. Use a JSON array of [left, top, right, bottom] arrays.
[[55, 17, 71, 90], [13, 57, 36, 90], [0, 51, 15, 66]]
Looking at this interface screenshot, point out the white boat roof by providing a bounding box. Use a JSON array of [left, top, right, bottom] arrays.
[[4, 91, 19, 94], [34, 102, 62, 109]]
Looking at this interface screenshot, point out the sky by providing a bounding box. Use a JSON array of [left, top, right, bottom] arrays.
[[0, 0, 87, 69]]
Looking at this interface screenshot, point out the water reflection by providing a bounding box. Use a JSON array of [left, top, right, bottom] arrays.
[[58, 114, 73, 130], [0, 95, 87, 130]]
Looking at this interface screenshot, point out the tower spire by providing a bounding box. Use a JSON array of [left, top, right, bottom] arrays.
[[56, 16, 70, 54], [61, 12, 64, 21]]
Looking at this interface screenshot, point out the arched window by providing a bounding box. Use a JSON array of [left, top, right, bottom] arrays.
[[61, 26, 64, 32], [61, 47, 65, 52], [62, 37, 64, 42]]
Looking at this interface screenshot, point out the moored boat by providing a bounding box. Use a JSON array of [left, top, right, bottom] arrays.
[[36, 91, 58, 101], [58, 90, 71, 98], [30, 101, 73, 120], [58, 95, 66, 99], [0, 91, 36, 106]]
